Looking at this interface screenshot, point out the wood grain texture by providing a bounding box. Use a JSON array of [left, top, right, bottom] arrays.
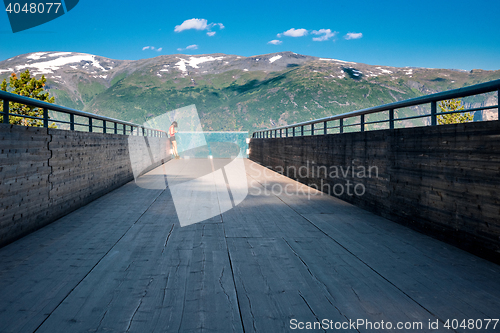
[[250, 120, 500, 263], [0, 159, 499, 332], [0, 124, 170, 247]]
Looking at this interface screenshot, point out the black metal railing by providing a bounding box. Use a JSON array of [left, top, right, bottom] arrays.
[[0, 90, 166, 137], [252, 79, 500, 139]]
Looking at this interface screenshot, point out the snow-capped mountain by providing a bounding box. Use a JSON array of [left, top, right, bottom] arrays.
[[1, 51, 498, 131]]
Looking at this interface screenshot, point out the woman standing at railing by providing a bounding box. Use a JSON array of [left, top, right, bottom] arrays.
[[169, 121, 180, 159]]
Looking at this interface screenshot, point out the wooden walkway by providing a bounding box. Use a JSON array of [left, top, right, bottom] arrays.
[[0, 159, 499, 333]]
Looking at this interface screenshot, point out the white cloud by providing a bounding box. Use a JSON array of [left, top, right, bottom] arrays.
[[279, 28, 308, 38], [142, 46, 162, 52], [267, 40, 282, 45], [175, 18, 208, 32], [344, 32, 363, 40], [177, 44, 199, 51], [312, 29, 337, 41], [175, 18, 224, 36]]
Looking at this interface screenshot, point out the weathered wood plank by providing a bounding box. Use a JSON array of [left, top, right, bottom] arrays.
[[1, 159, 500, 333], [0, 182, 165, 333]]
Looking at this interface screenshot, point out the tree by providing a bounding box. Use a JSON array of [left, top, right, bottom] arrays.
[[437, 99, 473, 125], [0, 69, 55, 127]]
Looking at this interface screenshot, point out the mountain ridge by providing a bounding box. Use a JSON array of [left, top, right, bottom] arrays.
[[1, 51, 499, 132]]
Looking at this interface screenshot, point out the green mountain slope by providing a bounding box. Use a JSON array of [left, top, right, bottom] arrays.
[[1, 52, 499, 133]]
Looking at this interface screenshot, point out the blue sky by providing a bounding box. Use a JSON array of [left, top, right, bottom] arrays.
[[1, 0, 499, 70]]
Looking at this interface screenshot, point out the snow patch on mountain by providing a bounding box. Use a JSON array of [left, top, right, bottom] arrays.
[[320, 58, 356, 64], [269, 55, 282, 63], [48, 52, 72, 57], [175, 56, 225, 73], [26, 52, 48, 60], [175, 59, 187, 73], [376, 67, 393, 74], [14, 54, 108, 75]]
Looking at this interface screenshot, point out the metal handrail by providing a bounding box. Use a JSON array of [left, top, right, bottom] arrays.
[[0, 90, 166, 137], [252, 79, 500, 138]]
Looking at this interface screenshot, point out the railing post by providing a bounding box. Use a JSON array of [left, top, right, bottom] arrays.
[[431, 101, 437, 126], [292, 127, 295, 137], [114, 122, 117, 134], [103, 120, 106, 134], [360, 114, 365, 132], [123, 124, 126, 135], [2, 99, 8, 124], [389, 109, 394, 130], [498, 89, 500, 120], [275, 129, 277, 138], [311, 123, 314, 136], [280, 129, 282, 138], [301, 125, 304, 136], [324, 121, 327, 135], [43, 108, 48, 128], [70, 114, 74, 131], [339, 118, 343, 133], [89, 117, 93, 132], [142, 127, 145, 136]]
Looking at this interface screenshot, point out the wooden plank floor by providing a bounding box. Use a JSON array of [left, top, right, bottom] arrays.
[[1, 159, 499, 332]]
